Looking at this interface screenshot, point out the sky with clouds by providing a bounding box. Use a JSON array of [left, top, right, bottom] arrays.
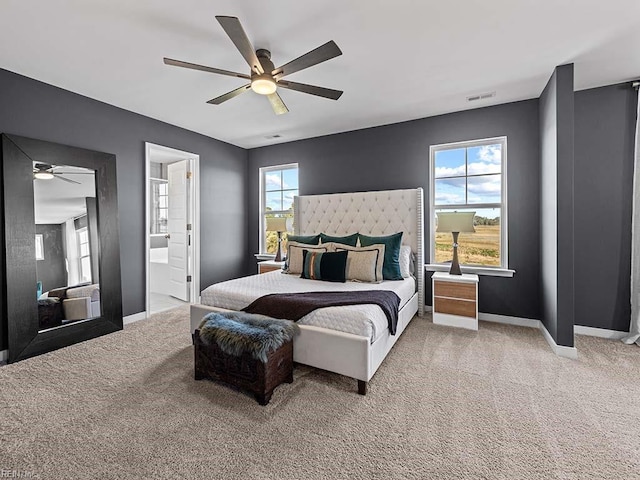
[[434, 144, 502, 219], [265, 168, 299, 211]]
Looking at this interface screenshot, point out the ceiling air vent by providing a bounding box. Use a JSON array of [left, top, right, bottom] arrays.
[[466, 91, 496, 102]]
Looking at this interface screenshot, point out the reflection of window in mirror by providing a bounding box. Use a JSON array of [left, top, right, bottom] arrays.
[[150, 179, 169, 234], [77, 227, 92, 283], [35, 234, 44, 260]]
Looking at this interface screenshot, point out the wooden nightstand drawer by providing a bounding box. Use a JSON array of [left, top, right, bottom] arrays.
[[434, 297, 476, 318], [257, 261, 285, 274], [259, 264, 282, 274], [434, 280, 476, 300]]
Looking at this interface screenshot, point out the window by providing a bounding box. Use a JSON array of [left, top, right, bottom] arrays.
[[430, 137, 507, 268], [150, 179, 169, 234], [35, 234, 44, 260], [260, 164, 298, 254], [77, 227, 92, 283]]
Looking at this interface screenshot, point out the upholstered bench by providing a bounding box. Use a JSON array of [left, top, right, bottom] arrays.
[[193, 312, 298, 405]]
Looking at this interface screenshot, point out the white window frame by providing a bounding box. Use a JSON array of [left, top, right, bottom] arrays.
[[77, 226, 92, 283], [35, 234, 44, 260], [428, 136, 514, 277], [259, 163, 298, 254]]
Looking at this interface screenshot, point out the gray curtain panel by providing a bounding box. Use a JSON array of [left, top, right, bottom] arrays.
[[624, 88, 640, 346]]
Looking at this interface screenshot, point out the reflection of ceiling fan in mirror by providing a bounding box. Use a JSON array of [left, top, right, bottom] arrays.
[[33, 163, 93, 185]]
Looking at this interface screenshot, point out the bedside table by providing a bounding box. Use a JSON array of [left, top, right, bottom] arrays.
[[258, 260, 285, 274], [432, 272, 479, 330]]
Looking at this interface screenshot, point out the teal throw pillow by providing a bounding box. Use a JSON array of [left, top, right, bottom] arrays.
[[320, 232, 359, 247], [359, 232, 403, 280], [287, 234, 320, 245]]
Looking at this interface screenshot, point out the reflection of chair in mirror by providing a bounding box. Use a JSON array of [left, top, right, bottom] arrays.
[[64, 284, 101, 320], [42, 284, 101, 322]]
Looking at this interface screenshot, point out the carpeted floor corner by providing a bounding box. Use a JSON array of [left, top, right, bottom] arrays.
[[1, 306, 639, 479]]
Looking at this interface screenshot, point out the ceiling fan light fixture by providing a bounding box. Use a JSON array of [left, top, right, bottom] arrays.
[[34, 171, 54, 180], [251, 75, 277, 95]]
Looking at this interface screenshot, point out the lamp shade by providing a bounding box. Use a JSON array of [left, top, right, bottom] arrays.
[[436, 212, 476, 233], [265, 217, 288, 232]]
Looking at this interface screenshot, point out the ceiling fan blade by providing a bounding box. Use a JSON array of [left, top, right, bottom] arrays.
[[273, 41, 342, 80], [207, 84, 252, 105], [267, 92, 289, 115], [54, 175, 81, 185], [163, 58, 250, 80], [277, 80, 343, 100], [215, 16, 264, 75]]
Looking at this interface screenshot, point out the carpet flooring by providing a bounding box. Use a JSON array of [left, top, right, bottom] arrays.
[[1, 307, 639, 479]]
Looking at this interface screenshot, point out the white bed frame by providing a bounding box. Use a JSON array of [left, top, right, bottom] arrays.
[[190, 188, 424, 394]]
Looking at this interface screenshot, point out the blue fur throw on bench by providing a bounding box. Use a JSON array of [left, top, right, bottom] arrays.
[[198, 311, 299, 363]]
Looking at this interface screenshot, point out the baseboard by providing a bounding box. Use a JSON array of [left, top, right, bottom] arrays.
[[478, 312, 540, 329], [123, 311, 147, 325], [574, 325, 628, 340], [0, 349, 7, 363], [539, 323, 578, 359]]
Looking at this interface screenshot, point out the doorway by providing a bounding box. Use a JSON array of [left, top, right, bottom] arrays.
[[145, 143, 200, 315]]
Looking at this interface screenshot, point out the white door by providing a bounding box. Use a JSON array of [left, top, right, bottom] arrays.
[[167, 160, 190, 301]]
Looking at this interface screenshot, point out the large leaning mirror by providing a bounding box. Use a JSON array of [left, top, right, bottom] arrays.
[[1, 134, 122, 363]]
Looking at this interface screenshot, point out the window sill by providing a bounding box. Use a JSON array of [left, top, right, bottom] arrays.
[[255, 253, 276, 261], [425, 264, 515, 278]]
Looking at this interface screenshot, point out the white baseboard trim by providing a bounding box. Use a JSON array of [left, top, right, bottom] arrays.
[[574, 325, 628, 340], [0, 349, 7, 363], [123, 311, 147, 325], [478, 312, 540, 329], [539, 322, 578, 359]]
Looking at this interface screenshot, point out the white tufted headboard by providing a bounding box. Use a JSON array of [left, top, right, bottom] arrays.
[[294, 188, 424, 316]]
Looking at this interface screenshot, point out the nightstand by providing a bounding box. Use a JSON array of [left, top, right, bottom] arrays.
[[432, 272, 479, 330], [257, 260, 285, 274]]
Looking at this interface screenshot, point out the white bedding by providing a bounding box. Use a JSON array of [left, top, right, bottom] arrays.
[[201, 272, 416, 342]]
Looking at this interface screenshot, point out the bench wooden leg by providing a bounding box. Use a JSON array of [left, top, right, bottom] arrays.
[[357, 380, 367, 396]]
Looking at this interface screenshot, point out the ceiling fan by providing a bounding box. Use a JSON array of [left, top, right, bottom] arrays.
[[163, 16, 343, 115], [33, 164, 92, 184]]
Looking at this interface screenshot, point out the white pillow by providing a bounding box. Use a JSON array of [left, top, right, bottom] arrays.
[[333, 244, 385, 283], [285, 242, 330, 275], [399, 245, 414, 278]]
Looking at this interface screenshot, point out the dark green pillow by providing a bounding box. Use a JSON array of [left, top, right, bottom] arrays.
[[359, 232, 403, 280], [301, 250, 347, 283], [320, 232, 359, 247], [287, 234, 320, 245]]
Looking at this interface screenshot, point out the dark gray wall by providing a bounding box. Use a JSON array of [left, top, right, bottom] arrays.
[[35, 224, 66, 292], [0, 68, 248, 329], [248, 100, 542, 320], [539, 64, 575, 347], [574, 84, 637, 331]]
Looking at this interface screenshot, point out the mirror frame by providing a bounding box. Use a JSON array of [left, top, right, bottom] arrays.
[[1, 134, 122, 363]]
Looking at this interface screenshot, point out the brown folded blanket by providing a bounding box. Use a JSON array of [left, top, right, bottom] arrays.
[[242, 290, 401, 334]]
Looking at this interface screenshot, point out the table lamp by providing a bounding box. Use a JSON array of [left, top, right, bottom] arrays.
[[266, 217, 289, 262], [436, 211, 476, 275]]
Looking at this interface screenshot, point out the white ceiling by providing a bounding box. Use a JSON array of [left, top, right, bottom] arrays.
[[34, 165, 96, 224], [1, 1, 639, 149]]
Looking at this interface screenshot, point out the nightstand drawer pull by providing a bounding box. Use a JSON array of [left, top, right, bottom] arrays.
[[434, 281, 476, 300]]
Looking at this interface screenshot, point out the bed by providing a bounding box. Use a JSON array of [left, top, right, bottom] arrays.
[[190, 187, 425, 394]]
